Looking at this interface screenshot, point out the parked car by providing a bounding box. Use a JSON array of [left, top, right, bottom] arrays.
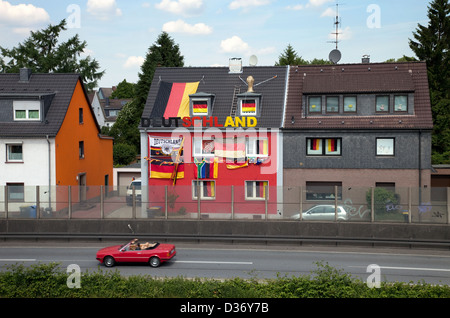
[[96, 239, 176, 268], [126, 179, 141, 206], [291, 205, 349, 221]]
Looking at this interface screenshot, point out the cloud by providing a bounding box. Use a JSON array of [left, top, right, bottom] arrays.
[[220, 36, 251, 54], [155, 0, 204, 17], [123, 56, 144, 69], [229, 0, 271, 10], [0, 1, 49, 26], [328, 26, 352, 41], [87, 0, 122, 20], [286, 4, 304, 11], [321, 7, 335, 17], [307, 0, 334, 7], [162, 19, 212, 35], [220, 35, 274, 57]]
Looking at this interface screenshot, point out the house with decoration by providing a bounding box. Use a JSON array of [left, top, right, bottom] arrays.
[[282, 61, 433, 217], [139, 65, 288, 218], [0, 68, 113, 215]]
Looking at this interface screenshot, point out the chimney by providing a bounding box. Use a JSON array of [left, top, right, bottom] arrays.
[[362, 55, 370, 64], [19, 68, 32, 82]]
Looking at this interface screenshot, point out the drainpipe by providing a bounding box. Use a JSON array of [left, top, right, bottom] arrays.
[[46, 135, 51, 210]]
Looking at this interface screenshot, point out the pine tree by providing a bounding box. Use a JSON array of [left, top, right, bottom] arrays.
[[0, 20, 104, 91], [409, 0, 450, 164], [275, 44, 307, 66]]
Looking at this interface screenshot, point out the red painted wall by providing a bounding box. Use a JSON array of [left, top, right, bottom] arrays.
[[146, 131, 278, 216]]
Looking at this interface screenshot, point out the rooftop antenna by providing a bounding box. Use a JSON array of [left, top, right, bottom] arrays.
[[328, 1, 342, 64]]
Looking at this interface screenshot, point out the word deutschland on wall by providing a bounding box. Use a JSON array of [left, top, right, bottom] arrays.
[[141, 116, 257, 128]]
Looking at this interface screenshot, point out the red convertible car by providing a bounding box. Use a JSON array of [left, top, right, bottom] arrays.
[[96, 239, 176, 267]]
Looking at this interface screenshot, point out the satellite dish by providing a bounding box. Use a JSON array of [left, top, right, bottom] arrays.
[[249, 55, 258, 66], [329, 49, 341, 64]]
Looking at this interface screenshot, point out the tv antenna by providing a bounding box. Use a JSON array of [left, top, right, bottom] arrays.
[[328, 1, 342, 64]]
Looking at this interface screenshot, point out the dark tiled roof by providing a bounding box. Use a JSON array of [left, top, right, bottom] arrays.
[[141, 66, 289, 128], [0, 72, 86, 137], [284, 62, 433, 130]]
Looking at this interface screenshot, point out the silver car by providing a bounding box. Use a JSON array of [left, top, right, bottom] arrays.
[[291, 205, 349, 221]]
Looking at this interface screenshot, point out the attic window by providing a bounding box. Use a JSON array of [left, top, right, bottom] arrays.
[[189, 93, 215, 117], [237, 93, 261, 117], [13, 100, 40, 121]]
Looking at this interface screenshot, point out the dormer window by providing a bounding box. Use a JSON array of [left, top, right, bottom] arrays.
[[13, 100, 40, 121], [189, 92, 215, 117], [237, 93, 261, 116]]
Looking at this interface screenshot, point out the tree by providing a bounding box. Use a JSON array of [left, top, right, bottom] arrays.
[[109, 32, 184, 152], [0, 20, 104, 91], [111, 79, 136, 99], [275, 44, 306, 65], [275, 44, 333, 66], [409, 0, 450, 164], [113, 143, 137, 166]]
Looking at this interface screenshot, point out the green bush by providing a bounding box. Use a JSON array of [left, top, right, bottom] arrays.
[[1, 262, 449, 298]]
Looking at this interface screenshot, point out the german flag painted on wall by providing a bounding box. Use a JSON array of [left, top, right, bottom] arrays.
[[150, 81, 200, 119]]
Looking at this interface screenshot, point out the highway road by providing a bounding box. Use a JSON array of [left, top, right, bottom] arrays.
[[1, 241, 450, 285]]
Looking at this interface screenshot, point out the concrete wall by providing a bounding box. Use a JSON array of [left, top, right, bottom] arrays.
[[1, 219, 449, 246]]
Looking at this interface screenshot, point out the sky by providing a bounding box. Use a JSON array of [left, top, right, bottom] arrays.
[[0, 0, 431, 88]]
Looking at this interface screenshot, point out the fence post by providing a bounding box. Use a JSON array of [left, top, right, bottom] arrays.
[[447, 187, 450, 225], [197, 182, 201, 219], [370, 187, 374, 222], [408, 187, 412, 224], [165, 185, 168, 219], [132, 186, 136, 219], [299, 186, 303, 221], [36, 186, 40, 219], [334, 185, 338, 221], [68, 186, 72, 219], [100, 185, 104, 219], [5, 186, 8, 219], [265, 184, 268, 220], [231, 185, 234, 220]]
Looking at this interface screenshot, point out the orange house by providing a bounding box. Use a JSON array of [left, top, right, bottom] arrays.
[[56, 79, 113, 189], [0, 69, 113, 212]]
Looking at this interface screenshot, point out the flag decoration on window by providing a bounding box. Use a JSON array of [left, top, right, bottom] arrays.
[[214, 141, 246, 159], [150, 81, 199, 119], [192, 100, 208, 114], [241, 99, 256, 114], [310, 139, 321, 150], [257, 181, 268, 199], [147, 136, 184, 180], [194, 158, 218, 179], [327, 139, 337, 152]]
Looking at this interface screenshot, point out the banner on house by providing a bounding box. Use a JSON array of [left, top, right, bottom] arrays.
[[148, 136, 184, 179], [194, 157, 218, 179], [150, 81, 199, 119]]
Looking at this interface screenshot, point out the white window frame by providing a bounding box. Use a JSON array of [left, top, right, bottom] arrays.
[[376, 138, 395, 156], [192, 180, 216, 200], [191, 98, 210, 116], [245, 181, 269, 201], [6, 143, 23, 162], [246, 137, 269, 158], [13, 100, 41, 121], [239, 98, 258, 116], [193, 137, 215, 158]]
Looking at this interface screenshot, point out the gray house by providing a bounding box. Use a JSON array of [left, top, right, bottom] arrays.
[[282, 62, 433, 211]]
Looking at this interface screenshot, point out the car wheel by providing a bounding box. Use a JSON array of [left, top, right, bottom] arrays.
[[149, 256, 161, 268], [104, 256, 115, 267]]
